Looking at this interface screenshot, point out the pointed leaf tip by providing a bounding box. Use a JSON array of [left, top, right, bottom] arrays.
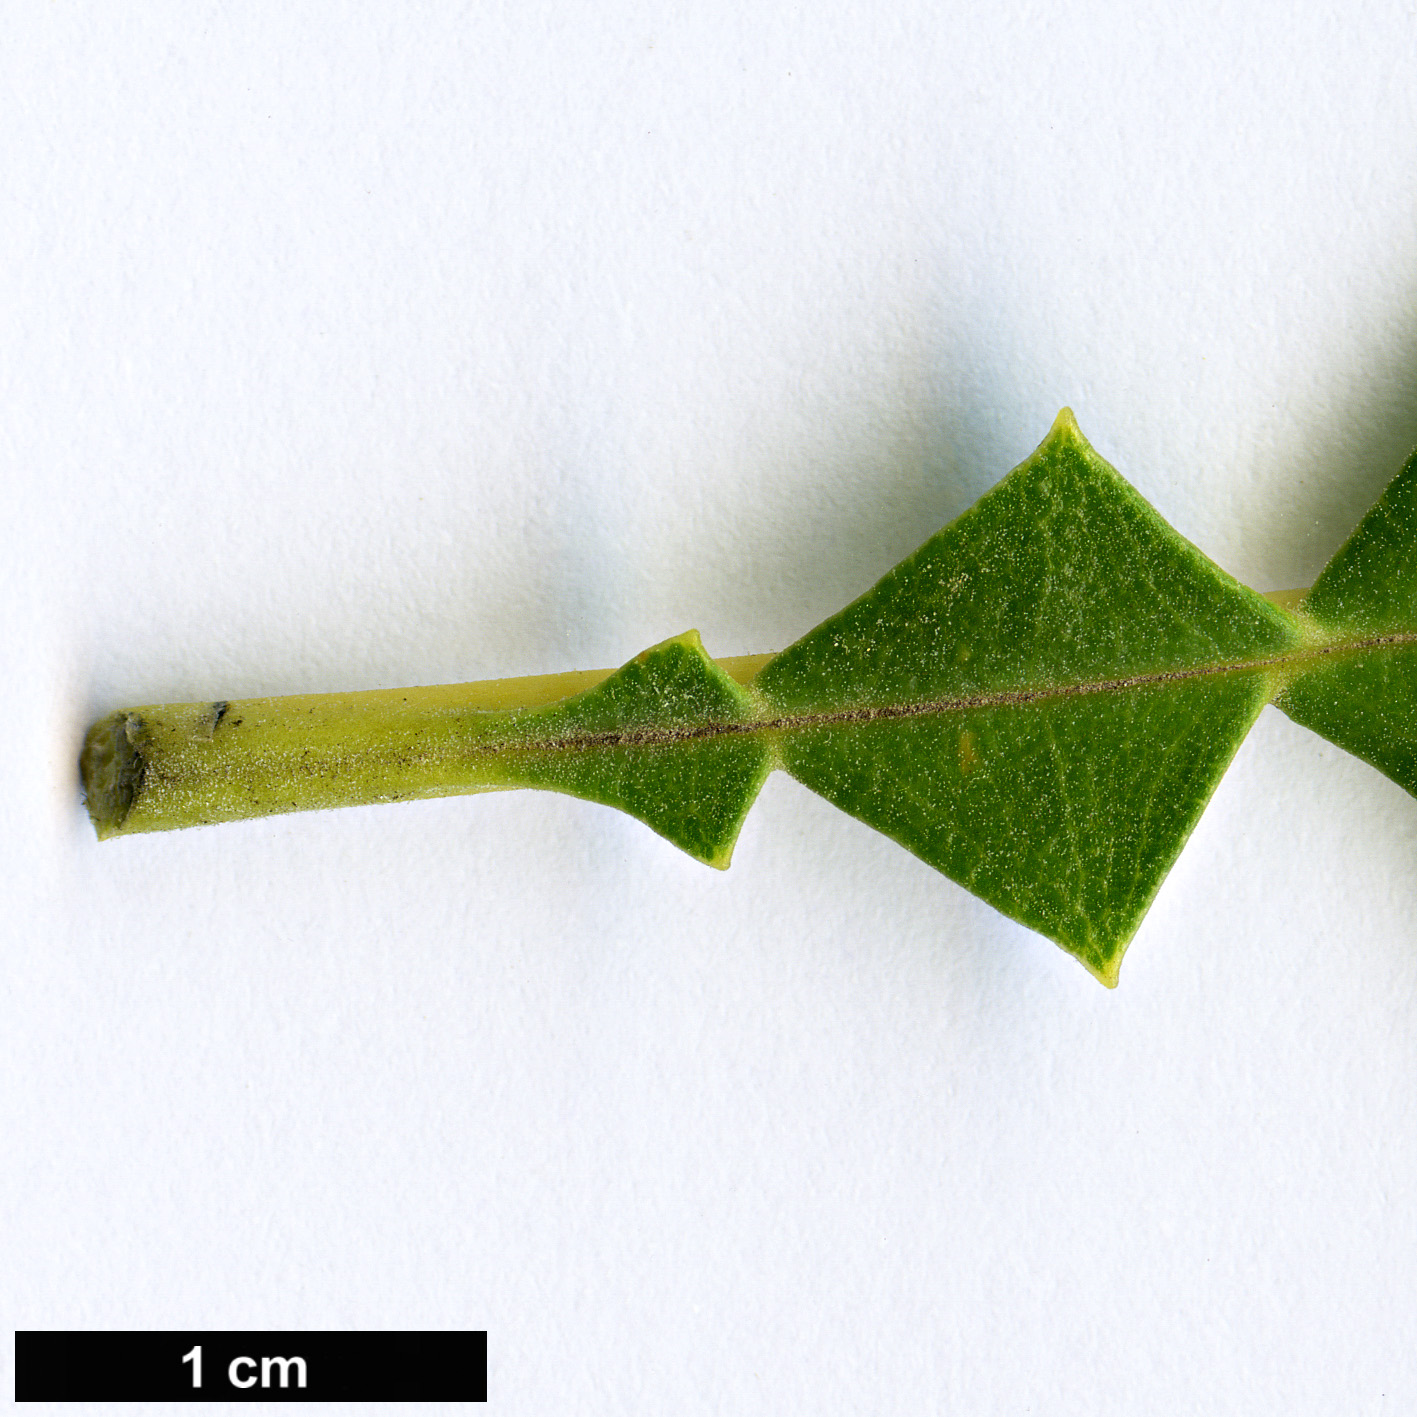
[[1088, 954, 1123, 990], [1048, 406, 1083, 442]]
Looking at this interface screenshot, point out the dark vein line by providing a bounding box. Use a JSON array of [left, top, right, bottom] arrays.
[[496, 631, 1417, 756]]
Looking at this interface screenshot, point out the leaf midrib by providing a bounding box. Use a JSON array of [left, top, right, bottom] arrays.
[[501, 629, 1417, 756]]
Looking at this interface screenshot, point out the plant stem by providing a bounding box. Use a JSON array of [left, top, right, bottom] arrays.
[[80, 654, 776, 840], [89, 595, 1356, 844]]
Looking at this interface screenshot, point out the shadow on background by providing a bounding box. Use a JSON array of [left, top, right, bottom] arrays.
[[644, 298, 1042, 661], [1241, 292, 1417, 589]]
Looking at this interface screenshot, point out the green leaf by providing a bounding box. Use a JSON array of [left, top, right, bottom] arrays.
[[106, 408, 1417, 989], [1276, 445, 1417, 795], [757, 410, 1303, 984], [82, 633, 773, 870], [493, 631, 772, 868]]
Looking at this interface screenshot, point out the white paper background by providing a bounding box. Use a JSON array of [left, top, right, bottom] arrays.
[[6, 2, 1417, 1412]]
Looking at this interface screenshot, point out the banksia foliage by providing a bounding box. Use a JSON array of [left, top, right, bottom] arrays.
[[83, 411, 1417, 985]]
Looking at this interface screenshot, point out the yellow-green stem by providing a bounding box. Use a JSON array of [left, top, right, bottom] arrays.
[[93, 601, 1374, 844], [80, 654, 776, 840]]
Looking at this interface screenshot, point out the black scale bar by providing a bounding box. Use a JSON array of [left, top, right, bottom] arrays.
[[15, 1331, 487, 1402]]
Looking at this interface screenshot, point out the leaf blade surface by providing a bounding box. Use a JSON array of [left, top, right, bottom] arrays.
[[494, 630, 773, 868], [1278, 445, 1417, 796], [755, 410, 1303, 981]]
